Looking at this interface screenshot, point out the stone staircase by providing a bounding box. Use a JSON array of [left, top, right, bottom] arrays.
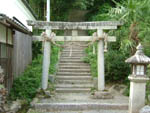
[[55, 42, 94, 93], [28, 42, 128, 113]]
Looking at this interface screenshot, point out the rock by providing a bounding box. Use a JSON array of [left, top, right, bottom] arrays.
[[44, 90, 51, 97], [30, 98, 39, 107], [109, 84, 127, 95], [10, 100, 22, 113], [49, 75, 55, 83], [140, 105, 150, 113], [91, 91, 113, 99]]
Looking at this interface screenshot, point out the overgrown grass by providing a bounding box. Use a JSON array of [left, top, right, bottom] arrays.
[[9, 55, 42, 102], [83, 43, 98, 78], [49, 42, 64, 74]]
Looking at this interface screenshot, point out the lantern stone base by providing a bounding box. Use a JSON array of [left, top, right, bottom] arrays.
[[91, 91, 113, 99], [128, 76, 149, 113]]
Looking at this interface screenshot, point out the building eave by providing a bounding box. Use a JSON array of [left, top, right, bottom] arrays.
[[0, 13, 32, 35]]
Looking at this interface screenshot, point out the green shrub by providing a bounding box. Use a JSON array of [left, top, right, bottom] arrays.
[[10, 43, 63, 102], [105, 50, 130, 83], [83, 43, 97, 77], [10, 55, 42, 102], [49, 42, 64, 74], [84, 43, 130, 83]]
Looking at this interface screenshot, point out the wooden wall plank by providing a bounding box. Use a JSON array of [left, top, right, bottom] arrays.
[[13, 31, 32, 78]]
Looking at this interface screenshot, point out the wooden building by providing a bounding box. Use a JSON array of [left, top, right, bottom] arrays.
[[0, 0, 37, 92]]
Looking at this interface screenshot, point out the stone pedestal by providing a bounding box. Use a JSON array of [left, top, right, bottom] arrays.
[[128, 76, 149, 113]]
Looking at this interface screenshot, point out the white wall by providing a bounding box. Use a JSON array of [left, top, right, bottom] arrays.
[[0, 0, 36, 31]]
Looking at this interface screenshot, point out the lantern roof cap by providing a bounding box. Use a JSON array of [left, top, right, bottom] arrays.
[[125, 43, 150, 64]]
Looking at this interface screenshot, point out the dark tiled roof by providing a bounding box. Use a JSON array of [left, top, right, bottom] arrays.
[[0, 13, 31, 34]]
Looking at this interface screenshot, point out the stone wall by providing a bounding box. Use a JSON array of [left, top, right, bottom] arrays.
[[0, 66, 7, 112]]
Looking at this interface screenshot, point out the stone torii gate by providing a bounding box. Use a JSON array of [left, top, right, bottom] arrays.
[[27, 20, 123, 91]]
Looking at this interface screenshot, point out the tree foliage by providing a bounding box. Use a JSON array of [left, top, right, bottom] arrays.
[[85, 0, 150, 83]]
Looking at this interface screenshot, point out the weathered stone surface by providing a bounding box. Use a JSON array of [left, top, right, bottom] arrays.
[[91, 91, 113, 99], [126, 43, 150, 64], [109, 84, 127, 95], [27, 20, 123, 30], [32, 36, 116, 42], [140, 106, 150, 113], [125, 44, 150, 113], [31, 98, 39, 107], [28, 109, 128, 113], [10, 100, 22, 113], [49, 75, 55, 83], [0, 66, 8, 113], [44, 90, 51, 97]]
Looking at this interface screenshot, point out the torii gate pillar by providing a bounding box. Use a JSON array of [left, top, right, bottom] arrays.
[[97, 29, 105, 91], [42, 0, 51, 90]]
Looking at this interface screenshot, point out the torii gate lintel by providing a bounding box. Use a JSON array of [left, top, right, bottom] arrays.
[[27, 20, 123, 30]]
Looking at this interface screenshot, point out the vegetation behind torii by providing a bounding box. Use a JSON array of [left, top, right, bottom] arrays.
[[28, 0, 150, 93], [28, 0, 150, 83]]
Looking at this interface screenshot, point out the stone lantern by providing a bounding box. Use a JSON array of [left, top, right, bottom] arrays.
[[125, 43, 150, 113]]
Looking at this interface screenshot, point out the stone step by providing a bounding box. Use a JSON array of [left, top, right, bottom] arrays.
[[60, 57, 82, 60], [61, 52, 85, 56], [55, 84, 94, 88], [59, 66, 90, 69], [56, 80, 93, 84], [62, 50, 84, 52], [57, 72, 91, 76], [34, 102, 128, 111], [33, 110, 128, 113], [59, 60, 84, 63], [59, 63, 90, 66], [56, 76, 92, 80], [58, 69, 91, 72], [61, 54, 86, 57], [63, 46, 87, 49], [64, 41, 87, 44], [61, 52, 86, 56], [63, 48, 85, 50], [56, 88, 91, 93]]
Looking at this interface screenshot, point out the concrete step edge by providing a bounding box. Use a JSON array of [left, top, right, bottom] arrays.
[[58, 62, 90, 66], [59, 66, 90, 68], [58, 69, 91, 71], [56, 76, 92, 78], [55, 84, 94, 88], [56, 88, 91, 93], [34, 103, 128, 111], [60, 57, 82, 59], [63, 50, 84, 52], [57, 72, 91, 73], [56, 74, 91, 76], [56, 77, 92, 80], [56, 80, 92, 84]]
